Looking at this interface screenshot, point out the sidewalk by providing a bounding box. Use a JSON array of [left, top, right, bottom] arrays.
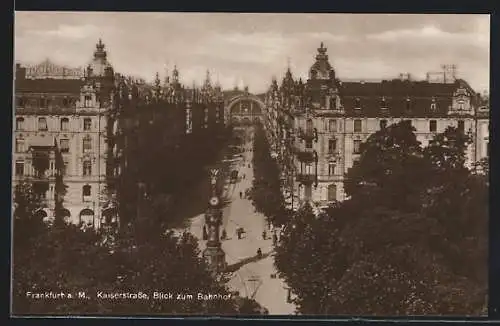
[[176, 131, 296, 314]]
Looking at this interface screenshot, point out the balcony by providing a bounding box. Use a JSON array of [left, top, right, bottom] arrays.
[[295, 147, 316, 163], [297, 128, 317, 141], [296, 173, 316, 184]]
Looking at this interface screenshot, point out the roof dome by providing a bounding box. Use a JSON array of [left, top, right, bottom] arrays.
[[87, 39, 113, 78], [309, 42, 334, 81]]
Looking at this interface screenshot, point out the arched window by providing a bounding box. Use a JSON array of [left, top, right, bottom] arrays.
[[82, 135, 92, 152], [60, 117, 69, 131], [328, 184, 337, 201], [79, 208, 95, 226], [16, 117, 24, 131]]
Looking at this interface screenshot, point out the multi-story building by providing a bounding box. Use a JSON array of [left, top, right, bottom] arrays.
[[13, 39, 115, 227], [266, 42, 490, 212]]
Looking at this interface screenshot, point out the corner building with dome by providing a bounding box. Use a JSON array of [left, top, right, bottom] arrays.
[[264, 43, 489, 212], [13, 40, 116, 226], [13, 39, 227, 228]]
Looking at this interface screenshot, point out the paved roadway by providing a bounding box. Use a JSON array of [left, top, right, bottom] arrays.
[[175, 128, 296, 315]]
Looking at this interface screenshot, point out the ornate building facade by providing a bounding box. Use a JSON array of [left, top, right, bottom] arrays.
[[265, 43, 490, 212], [13, 40, 115, 227]]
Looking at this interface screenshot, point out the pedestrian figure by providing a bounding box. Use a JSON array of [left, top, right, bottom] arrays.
[[239, 191, 242, 199], [202, 225, 208, 240], [262, 230, 267, 240], [257, 248, 262, 258], [221, 229, 227, 240], [272, 231, 278, 246]]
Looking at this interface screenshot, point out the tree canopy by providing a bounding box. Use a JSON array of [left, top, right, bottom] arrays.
[[275, 121, 488, 315], [13, 206, 266, 315], [251, 122, 286, 225]]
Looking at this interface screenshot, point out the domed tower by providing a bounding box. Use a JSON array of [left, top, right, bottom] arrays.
[[85, 39, 115, 105], [306, 42, 341, 111]]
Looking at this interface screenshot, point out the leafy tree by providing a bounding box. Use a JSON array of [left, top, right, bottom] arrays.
[[13, 182, 43, 222], [274, 203, 337, 314], [12, 220, 114, 315], [423, 126, 472, 185], [275, 122, 488, 316], [251, 123, 285, 224], [344, 120, 427, 212], [13, 204, 266, 315]]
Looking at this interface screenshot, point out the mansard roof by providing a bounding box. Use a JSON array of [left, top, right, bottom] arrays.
[[340, 79, 460, 97], [337, 79, 480, 117], [16, 78, 83, 95]]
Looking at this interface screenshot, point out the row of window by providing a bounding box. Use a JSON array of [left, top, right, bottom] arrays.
[[15, 136, 94, 153], [15, 117, 93, 132], [16, 97, 78, 108], [351, 97, 443, 111], [14, 160, 93, 177], [321, 119, 466, 133]]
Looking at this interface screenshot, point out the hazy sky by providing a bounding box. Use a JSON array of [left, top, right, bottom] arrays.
[[14, 12, 490, 94]]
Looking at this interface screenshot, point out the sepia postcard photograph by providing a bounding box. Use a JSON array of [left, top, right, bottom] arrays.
[[11, 12, 489, 317]]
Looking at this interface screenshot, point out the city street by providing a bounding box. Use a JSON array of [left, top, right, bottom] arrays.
[[175, 128, 296, 314]]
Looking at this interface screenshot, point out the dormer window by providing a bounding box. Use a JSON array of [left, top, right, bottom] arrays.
[[430, 97, 437, 111], [354, 98, 361, 110], [406, 97, 411, 111], [16, 97, 25, 108], [380, 97, 387, 108]]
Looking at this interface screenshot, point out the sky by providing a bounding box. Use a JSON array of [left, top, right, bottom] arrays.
[[14, 12, 490, 94]]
